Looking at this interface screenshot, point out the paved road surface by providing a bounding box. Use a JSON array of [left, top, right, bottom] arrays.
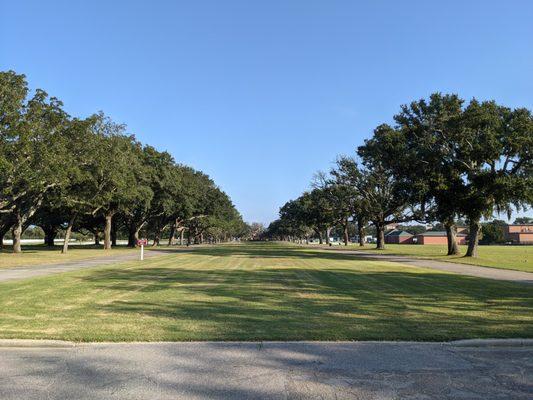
[[322, 247, 533, 284], [0, 341, 531, 399], [0, 250, 166, 283]]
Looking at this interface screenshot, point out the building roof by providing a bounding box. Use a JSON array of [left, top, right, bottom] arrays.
[[385, 230, 413, 236], [417, 231, 467, 237]]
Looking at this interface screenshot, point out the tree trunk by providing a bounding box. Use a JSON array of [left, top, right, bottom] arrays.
[[111, 219, 117, 247], [343, 219, 349, 246], [152, 227, 161, 246], [0, 222, 13, 251], [168, 221, 176, 246], [180, 228, 184, 245], [46, 233, 56, 247], [61, 214, 77, 254], [375, 222, 385, 250], [11, 211, 23, 254], [316, 230, 323, 244], [465, 219, 481, 257], [193, 227, 201, 244], [445, 221, 461, 255], [104, 213, 113, 250], [94, 229, 100, 246], [43, 225, 57, 247], [127, 225, 137, 247], [357, 217, 366, 247], [325, 228, 331, 245], [357, 225, 365, 247]]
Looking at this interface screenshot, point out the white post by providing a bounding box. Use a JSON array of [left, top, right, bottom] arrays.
[[140, 244, 144, 261]]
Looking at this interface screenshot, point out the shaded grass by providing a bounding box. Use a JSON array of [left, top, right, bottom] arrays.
[[337, 243, 532, 272], [0, 243, 531, 342]]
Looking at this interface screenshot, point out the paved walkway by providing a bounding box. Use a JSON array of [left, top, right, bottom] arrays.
[[322, 247, 533, 284], [0, 250, 166, 283], [0, 340, 531, 399]]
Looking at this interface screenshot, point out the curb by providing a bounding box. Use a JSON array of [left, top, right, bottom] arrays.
[[1, 338, 532, 348], [0, 339, 76, 348], [449, 338, 533, 347]]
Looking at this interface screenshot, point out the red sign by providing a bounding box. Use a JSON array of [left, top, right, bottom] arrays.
[[137, 239, 148, 246]]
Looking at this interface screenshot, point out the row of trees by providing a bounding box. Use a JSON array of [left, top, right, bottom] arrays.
[[0, 70, 246, 253], [266, 93, 532, 257]]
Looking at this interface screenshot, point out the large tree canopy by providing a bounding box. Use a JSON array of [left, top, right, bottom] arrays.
[[269, 92, 531, 257], [0, 70, 244, 252]]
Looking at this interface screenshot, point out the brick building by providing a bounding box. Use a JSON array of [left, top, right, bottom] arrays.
[[415, 231, 467, 245], [505, 225, 533, 244], [384, 230, 414, 244]]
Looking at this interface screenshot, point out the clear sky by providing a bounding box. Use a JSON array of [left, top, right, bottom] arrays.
[[1, 0, 532, 223]]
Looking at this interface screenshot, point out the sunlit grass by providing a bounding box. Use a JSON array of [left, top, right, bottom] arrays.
[[0, 244, 159, 269], [0, 243, 531, 342], [340, 244, 532, 272]]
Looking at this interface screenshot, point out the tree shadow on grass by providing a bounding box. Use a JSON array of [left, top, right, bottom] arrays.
[[81, 264, 533, 341], [151, 243, 388, 262]]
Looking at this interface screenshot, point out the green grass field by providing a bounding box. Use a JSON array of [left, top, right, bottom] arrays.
[[0, 245, 151, 269], [0, 242, 531, 342], [340, 244, 532, 272]]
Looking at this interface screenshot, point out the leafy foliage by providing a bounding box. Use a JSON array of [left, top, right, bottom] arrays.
[[0, 70, 244, 252]]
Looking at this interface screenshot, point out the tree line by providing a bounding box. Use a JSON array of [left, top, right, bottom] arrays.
[[265, 93, 532, 257], [0, 70, 247, 253]]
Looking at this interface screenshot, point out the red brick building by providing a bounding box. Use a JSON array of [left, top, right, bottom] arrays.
[[384, 230, 413, 244], [505, 225, 533, 244], [415, 231, 467, 245]]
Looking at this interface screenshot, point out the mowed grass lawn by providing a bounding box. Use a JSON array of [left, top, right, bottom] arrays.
[[0, 245, 152, 269], [0, 243, 531, 342], [343, 244, 532, 272]]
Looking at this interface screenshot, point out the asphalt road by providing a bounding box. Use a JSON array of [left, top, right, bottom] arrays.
[[0, 341, 532, 399], [0, 250, 166, 282]]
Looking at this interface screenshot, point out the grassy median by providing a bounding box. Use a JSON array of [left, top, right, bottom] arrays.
[[0, 245, 152, 269], [0, 242, 531, 342], [336, 243, 532, 272]]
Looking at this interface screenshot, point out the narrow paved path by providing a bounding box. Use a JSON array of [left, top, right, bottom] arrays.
[[0, 341, 531, 399], [322, 247, 533, 284], [0, 250, 166, 283]]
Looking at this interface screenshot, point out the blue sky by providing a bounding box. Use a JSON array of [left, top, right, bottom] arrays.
[[1, 0, 532, 223]]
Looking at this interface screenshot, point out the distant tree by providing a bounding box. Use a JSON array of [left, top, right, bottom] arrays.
[[333, 151, 414, 250], [74, 214, 105, 245], [84, 116, 149, 250], [331, 157, 374, 247], [33, 204, 65, 246], [246, 222, 265, 240], [314, 172, 359, 246], [480, 219, 507, 244], [123, 145, 179, 247], [278, 197, 314, 243], [303, 188, 339, 244], [396, 224, 427, 235], [513, 217, 533, 225]]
